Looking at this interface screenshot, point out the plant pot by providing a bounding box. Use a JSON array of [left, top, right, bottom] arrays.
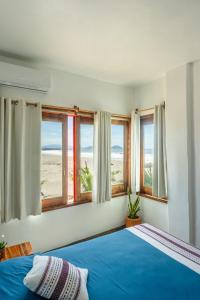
[[0, 248, 5, 261], [125, 216, 142, 228]]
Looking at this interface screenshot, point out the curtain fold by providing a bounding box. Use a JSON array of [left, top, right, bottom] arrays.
[[93, 111, 111, 203], [131, 110, 140, 194], [152, 104, 168, 198], [0, 98, 41, 223]]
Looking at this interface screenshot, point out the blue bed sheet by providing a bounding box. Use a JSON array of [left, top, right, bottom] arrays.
[[0, 229, 199, 299]]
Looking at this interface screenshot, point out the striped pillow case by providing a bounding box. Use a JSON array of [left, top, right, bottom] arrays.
[[24, 255, 89, 300]]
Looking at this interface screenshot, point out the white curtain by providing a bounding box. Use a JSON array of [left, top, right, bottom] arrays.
[[93, 111, 111, 203], [152, 103, 168, 198], [0, 98, 41, 223], [131, 110, 140, 194]]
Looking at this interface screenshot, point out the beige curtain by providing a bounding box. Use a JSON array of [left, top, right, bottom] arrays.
[[152, 103, 168, 198], [131, 110, 140, 194], [93, 111, 111, 203], [0, 98, 41, 223]]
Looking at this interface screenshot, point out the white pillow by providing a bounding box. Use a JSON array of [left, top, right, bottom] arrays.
[[24, 255, 89, 300]]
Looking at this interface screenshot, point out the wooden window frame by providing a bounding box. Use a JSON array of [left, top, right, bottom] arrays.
[[111, 119, 131, 197], [41, 111, 94, 212], [76, 116, 94, 203], [42, 112, 68, 211], [41, 110, 130, 211], [140, 114, 154, 196]]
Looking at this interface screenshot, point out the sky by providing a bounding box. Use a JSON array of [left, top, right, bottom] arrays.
[[144, 123, 154, 150], [111, 124, 124, 147], [42, 120, 62, 147], [42, 117, 124, 148]]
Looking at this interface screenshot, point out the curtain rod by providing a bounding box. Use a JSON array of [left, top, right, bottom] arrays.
[[8, 101, 130, 120], [11, 100, 38, 107], [42, 104, 131, 120], [136, 107, 154, 113], [136, 101, 165, 113]]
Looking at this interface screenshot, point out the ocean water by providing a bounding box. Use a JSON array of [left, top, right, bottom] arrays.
[[42, 150, 123, 159], [41, 150, 153, 163]]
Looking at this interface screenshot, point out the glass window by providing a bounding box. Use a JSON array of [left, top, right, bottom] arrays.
[[111, 120, 130, 195], [41, 110, 130, 211], [111, 124, 124, 185], [41, 112, 94, 211], [140, 114, 154, 195], [67, 116, 74, 204], [80, 122, 94, 193], [41, 120, 63, 200]]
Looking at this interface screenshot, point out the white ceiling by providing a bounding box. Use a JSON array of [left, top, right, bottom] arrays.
[[0, 0, 200, 86]]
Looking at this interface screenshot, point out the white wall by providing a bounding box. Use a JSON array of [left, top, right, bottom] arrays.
[[166, 64, 191, 242], [132, 77, 166, 108], [0, 69, 132, 114], [192, 61, 200, 247], [165, 62, 200, 245], [0, 64, 132, 252], [133, 62, 200, 246], [141, 199, 169, 231], [132, 78, 169, 232], [3, 58, 200, 250]]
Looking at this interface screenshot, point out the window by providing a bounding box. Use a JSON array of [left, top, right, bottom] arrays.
[[140, 114, 154, 195], [76, 116, 94, 202], [41, 108, 130, 211], [41, 112, 94, 211], [111, 119, 130, 196]]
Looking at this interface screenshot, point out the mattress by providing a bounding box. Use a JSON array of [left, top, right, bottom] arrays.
[[0, 223, 200, 300]]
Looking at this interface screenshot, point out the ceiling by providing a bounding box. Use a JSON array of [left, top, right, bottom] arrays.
[[0, 0, 200, 86]]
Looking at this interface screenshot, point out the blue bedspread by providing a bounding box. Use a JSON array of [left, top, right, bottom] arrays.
[[0, 229, 199, 299]]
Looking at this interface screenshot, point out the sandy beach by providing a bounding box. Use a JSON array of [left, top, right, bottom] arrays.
[[41, 151, 124, 200]]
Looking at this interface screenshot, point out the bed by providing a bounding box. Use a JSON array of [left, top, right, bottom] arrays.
[[0, 223, 200, 300]]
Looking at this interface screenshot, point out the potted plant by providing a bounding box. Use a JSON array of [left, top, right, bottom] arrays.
[[0, 235, 7, 261], [125, 191, 141, 227]]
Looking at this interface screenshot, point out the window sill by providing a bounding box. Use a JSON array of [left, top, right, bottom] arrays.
[[137, 193, 168, 204], [42, 193, 128, 213], [42, 199, 92, 213], [112, 192, 127, 198]]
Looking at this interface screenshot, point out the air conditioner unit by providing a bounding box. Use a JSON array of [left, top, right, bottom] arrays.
[[0, 61, 51, 92]]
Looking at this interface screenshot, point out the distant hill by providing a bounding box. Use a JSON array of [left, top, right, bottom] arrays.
[[42, 144, 123, 153], [111, 145, 123, 153], [81, 146, 93, 153], [42, 144, 62, 150], [144, 148, 153, 154]]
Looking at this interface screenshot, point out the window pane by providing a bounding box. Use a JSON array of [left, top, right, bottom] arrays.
[[80, 123, 93, 192], [68, 117, 74, 203], [111, 124, 124, 185], [41, 121, 63, 199], [143, 123, 154, 187]]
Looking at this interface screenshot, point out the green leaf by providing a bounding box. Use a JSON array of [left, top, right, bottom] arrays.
[[127, 194, 141, 219], [80, 161, 93, 192]]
